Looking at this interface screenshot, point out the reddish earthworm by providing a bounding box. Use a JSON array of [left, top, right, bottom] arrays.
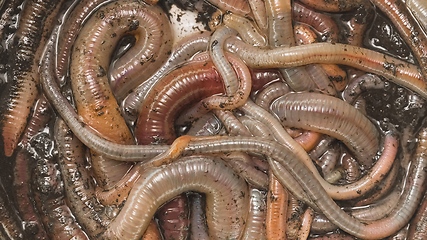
[[285, 195, 306, 239], [371, 0, 427, 80], [141, 220, 162, 240], [102, 156, 249, 240], [266, 172, 288, 240], [156, 196, 190, 240], [293, 2, 339, 43], [226, 39, 427, 99], [297, 0, 368, 12], [271, 92, 380, 166], [1, 0, 62, 157], [223, 12, 267, 46]]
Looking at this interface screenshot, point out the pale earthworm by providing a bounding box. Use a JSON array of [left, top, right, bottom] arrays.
[[122, 31, 210, 122], [239, 115, 274, 139], [266, 172, 288, 240], [293, 2, 339, 43], [248, 0, 268, 32], [298, 0, 369, 12], [207, 0, 252, 17], [371, 0, 427, 80], [101, 156, 249, 240], [54, 119, 110, 238], [297, 207, 315, 240], [223, 12, 267, 46], [226, 39, 427, 99], [189, 193, 210, 240], [184, 113, 223, 136], [255, 81, 290, 110], [406, 0, 427, 31], [215, 110, 252, 136], [308, 136, 336, 160], [407, 191, 427, 239], [241, 188, 267, 240], [271, 92, 380, 166], [1, 0, 62, 157]]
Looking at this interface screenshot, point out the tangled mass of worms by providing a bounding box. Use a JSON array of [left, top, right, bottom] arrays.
[[2, 0, 427, 239]]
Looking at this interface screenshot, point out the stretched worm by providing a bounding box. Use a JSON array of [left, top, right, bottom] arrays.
[[271, 92, 380, 166], [54, 119, 109, 238], [102, 156, 249, 240], [297, 208, 314, 239], [371, 0, 427, 80], [207, 0, 252, 17], [226, 39, 427, 99], [248, 0, 267, 31], [242, 188, 267, 240], [293, 2, 339, 43], [224, 152, 268, 189], [2, 0, 61, 157], [223, 12, 267, 46], [407, 191, 427, 239], [266, 172, 288, 240]]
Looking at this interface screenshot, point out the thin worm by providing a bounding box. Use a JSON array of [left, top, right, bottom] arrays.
[[255, 81, 290, 110], [406, 0, 427, 31], [371, 0, 427, 80], [265, 0, 293, 47], [0, 180, 24, 239], [407, 191, 427, 239], [297, 0, 368, 12], [54, 119, 109, 238], [223, 12, 266, 46], [226, 39, 427, 99], [241, 188, 267, 240], [102, 156, 249, 240], [239, 115, 274, 139], [248, 0, 268, 31], [122, 31, 210, 122], [2, 0, 61, 157], [271, 92, 380, 166], [224, 152, 268, 190], [207, 0, 252, 16], [293, 2, 339, 43], [189, 193, 209, 240], [266, 172, 288, 240], [285, 195, 306, 239], [214, 109, 251, 136], [342, 73, 386, 103], [297, 207, 314, 240]]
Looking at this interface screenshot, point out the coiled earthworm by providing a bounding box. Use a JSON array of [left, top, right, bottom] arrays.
[[406, 0, 427, 31], [54, 119, 109, 238], [226, 39, 427, 99], [223, 12, 266, 47], [102, 156, 249, 240], [207, 0, 252, 17], [2, 0, 61, 157], [293, 2, 339, 43], [266, 172, 288, 240], [297, 0, 368, 12], [248, 0, 267, 31], [371, 0, 427, 80], [122, 31, 210, 123], [342, 73, 386, 103], [271, 92, 380, 166]]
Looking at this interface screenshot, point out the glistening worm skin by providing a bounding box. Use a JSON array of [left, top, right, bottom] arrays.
[[226, 39, 427, 99], [102, 156, 249, 240], [271, 92, 380, 167], [297, 0, 368, 12]]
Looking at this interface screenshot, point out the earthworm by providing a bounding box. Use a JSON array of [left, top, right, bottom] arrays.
[[0, 180, 24, 239], [242, 188, 267, 240], [293, 2, 339, 43], [266, 172, 288, 240], [406, 0, 427, 31], [248, 0, 267, 31], [339, 4, 373, 46], [309, 136, 336, 160], [214, 110, 251, 136], [223, 12, 266, 46], [407, 191, 427, 239], [122, 32, 210, 122], [12, 96, 51, 239], [341, 153, 361, 182], [226, 39, 427, 99], [297, 0, 368, 12], [313, 143, 340, 177], [223, 152, 268, 189], [156, 195, 190, 240], [184, 113, 223, 136], [54, 119, 109, 238], [102, 156, 249, 240], [371, 0, 427, 80], [265, 0, 293, 47], [189, 193, 209, 240], [342, 73, 386, 103], [2, 0, 62, 157], [308, 233, 356, 240], [141, 220, 162, 240], [305, 64, 337, 96], [239, 115, 273, 139], [271, 92, 380, 166], [297, 208, 314, 239], [285, 195, 306, 239], [207, 0, 252, 16], [255, 81, 290, 109]]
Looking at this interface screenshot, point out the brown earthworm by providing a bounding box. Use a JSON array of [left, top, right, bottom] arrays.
[[266, 172, 288, 240], [342, 73, 386, 103], [271, 92, 380, 166], [156, 196, 190, 240], [297, 0, 368, 12], [102, 156, 249, 240], [0, 180, 24, 239], [189, 193, 209, 240], [341, 153, 361, 182], [226, 39, 427, 99], [293, 2, 339, 43], [1, 0, 62, 157], [371, 0, 427, 80], [54, 119, 109, 238]]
